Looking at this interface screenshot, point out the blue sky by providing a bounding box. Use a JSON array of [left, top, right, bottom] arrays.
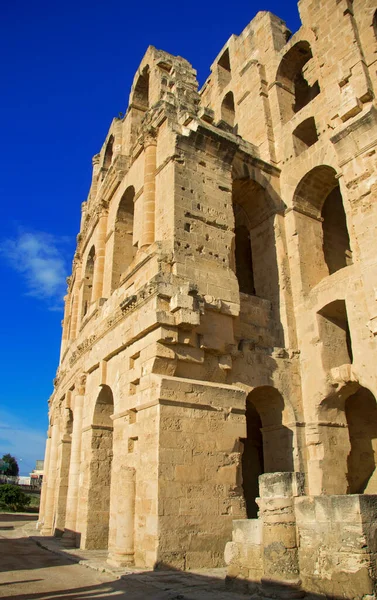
[[0, 0, 301, 475]]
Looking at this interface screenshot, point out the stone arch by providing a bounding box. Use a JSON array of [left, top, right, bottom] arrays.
[[86, 385, 114, 549], [221, 91, 235, 127], [241, 387, 294, 518], [319, 384, 377, 495], [317, 299, 353, 372], [103, 135, 114, 170], [292, 116, 318, 156], [132, 65, 150, 110], [231, 173, 284, 310], [111, 186, 136, 291], [293, 165, 352, 292], [81, 245, 95, 319], [217, 47, 231, 91], [276, 40, 320, 124]]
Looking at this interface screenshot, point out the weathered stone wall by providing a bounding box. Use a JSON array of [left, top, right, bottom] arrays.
[[39, 0, 377, 596]]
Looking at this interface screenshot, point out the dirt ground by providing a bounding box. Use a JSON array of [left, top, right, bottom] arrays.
[[0, 513, 248, 600]]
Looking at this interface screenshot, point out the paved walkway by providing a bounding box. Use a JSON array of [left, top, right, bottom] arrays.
[[0, 513, 250, 599]]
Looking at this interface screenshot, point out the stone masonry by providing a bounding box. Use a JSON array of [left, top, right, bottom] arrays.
[[39, 0, 377, 597]]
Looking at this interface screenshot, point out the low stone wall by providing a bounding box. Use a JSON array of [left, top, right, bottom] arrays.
[[296, 494, 377, 598], [225, 472, 377, 598]]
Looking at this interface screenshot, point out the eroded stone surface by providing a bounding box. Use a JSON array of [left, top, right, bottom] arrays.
[[40, 1, 377, 598]]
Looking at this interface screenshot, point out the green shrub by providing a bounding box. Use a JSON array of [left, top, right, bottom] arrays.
[[0, 484, 31, 511]]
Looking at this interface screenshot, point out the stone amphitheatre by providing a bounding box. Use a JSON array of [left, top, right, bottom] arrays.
[[38, 0, 377, 596]]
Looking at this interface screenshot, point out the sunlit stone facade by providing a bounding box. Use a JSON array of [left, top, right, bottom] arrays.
[[39, 0, 377, 596]]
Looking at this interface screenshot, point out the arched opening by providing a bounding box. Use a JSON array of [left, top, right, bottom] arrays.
[[373, 10, 377, 41], [82, 246, 95, 319], [103, 136, 114, 170], [346, 387, 377, 494], [293, 166, 352, 292], [320, 385, 377, 495], [276, 41, 320, 124], [218, 48, 231, 90], [86, 386, 114, 549], [234, 223, 255, 295], [232, 177, 281, 302], [241, 387, 294, 518], [322, 187, 352, 274], [318, 300, 353, 371], [221, 91, 235, 128], [242, 401, 263, 518], [292, 117, 318, 155], [111, 186, 136, 291], [133, 66, 149, 110]]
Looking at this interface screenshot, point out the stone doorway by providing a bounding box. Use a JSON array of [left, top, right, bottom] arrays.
[[85, 385, 114, 549], [241, 387, 294, 518]]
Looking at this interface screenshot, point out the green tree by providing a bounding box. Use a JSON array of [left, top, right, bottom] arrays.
[[0, 484, 30, 511], [1, 454, 19, 477]]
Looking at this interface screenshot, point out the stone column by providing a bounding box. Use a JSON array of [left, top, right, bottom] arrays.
[[92, 203, 108, 302], [62, 381, 85, 546], [69, 258, 82, 341], [257, 472, 304, 596], [54, 430, 72, 534], [41, 419, 60, 536], [90, 154, 101, 199], [107, 466, 136, 567], [140, 131, 157, 249], [38, 430, 51, 529], [60, 293, 70, 359]]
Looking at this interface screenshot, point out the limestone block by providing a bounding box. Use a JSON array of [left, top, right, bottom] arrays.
[[170, 293, 194, 312], [259, 472, 305, 499]]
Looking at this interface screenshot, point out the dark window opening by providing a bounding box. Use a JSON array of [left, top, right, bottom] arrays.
[[133, 67, 149, 110], [346, 387, 377, 494], [111, 186, 136, 291], [292, 117, 318, 155], [218, 48, 231, 90], [218, 48, 231, 71], [242, 401, 263, 518], [293, 166, 352, 291], [235, 225, 255, 295], [103, 136, 114, 170], [241, 387, 293, 518], [293, 73, 320, 113], [322, 187, 352, 274], [318, 299, 353, 371], [276, 41, 320, 123], [221, 91, 235, 128]]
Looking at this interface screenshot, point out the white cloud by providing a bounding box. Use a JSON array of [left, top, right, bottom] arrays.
[[0, 409, 46, 476], [0, 230, 69, 310]]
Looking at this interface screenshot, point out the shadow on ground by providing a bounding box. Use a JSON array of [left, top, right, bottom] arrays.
[[0, 514, 357, 600]]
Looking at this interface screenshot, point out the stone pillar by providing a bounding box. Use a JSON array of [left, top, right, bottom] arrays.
[[69, 259, 82, 341], [92, 203, 108, 302], [107, 466, 136, 567], [41, 420, 60, 536], [38, 430, 51, 529], [60, 293, 70, 360], [257, 472, 304, 596], [62, 384, 85, 546], [54, 430, 72, 534], [90, 154, 101, 199], [140, 131, 157, 249]]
